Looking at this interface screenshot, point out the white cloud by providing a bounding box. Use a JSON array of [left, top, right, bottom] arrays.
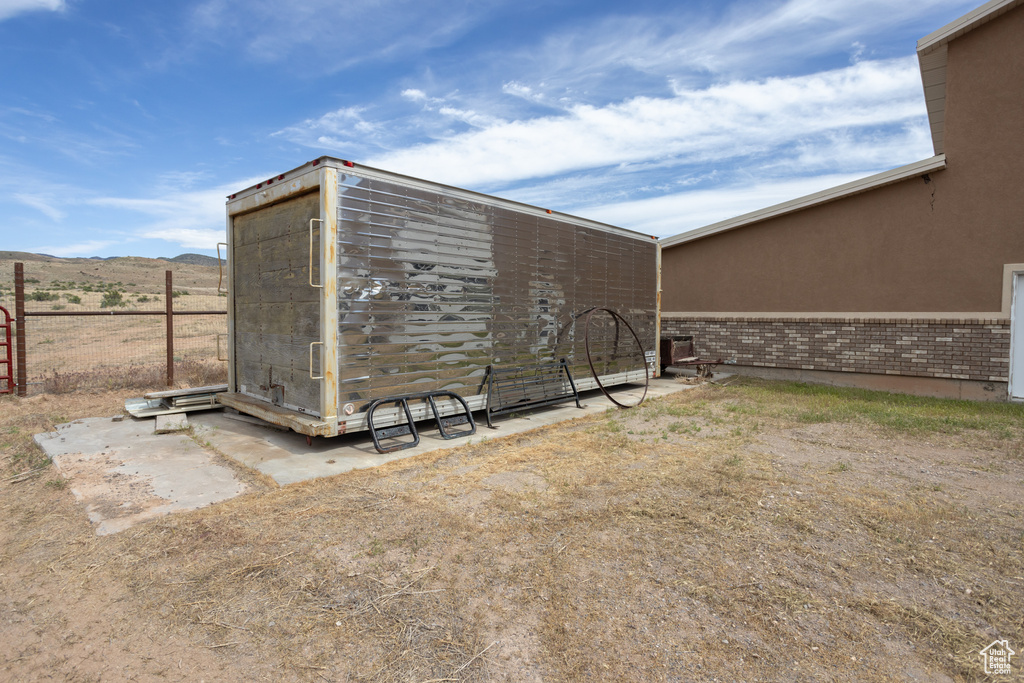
[[436, 106, 501, 129], [766, 123, 932, 174], [0, 0, 64, 21], [273, 107, 379, 151], [141, 227, 226, 250], [502, 81, 545, 103], [270, 0, 966, 201], [357, 57, 927, 188], [449, 0, 972, 113], [189, 0, 502, 70], [156, 170, 211, 191], [0, 106, 138, 166], [609, 0, 970, 77], [577, 172, 873, 237], [493, 117, 928, 222], [13, 192, 65, 221], [86, 177, 263, 252]]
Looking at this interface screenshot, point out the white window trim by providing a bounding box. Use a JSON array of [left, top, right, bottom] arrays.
[[1010, 267, 1024, 401]]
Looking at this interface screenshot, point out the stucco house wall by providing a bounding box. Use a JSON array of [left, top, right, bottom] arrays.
[[660, 0, 1024, 400]]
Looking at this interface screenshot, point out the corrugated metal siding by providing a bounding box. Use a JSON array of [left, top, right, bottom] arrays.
[[233, 190, 323, 415], [334, 172, 657, 408]]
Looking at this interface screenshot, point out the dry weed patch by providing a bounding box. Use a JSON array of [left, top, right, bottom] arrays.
[[2, 380, 1023, 681]]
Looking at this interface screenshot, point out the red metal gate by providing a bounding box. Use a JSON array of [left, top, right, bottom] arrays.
[[0, 305, 12, 395]]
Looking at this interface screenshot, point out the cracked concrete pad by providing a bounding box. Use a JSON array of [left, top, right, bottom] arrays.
[[34, 416, 247, 535]]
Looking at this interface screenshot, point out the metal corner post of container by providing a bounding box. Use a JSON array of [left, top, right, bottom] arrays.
[[218, 157, 660, 439], [655, 240, 663, 379], [224, 204, 236, 396], [317, 164, 340, 433]]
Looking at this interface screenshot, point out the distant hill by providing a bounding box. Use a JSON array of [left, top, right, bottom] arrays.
[[162, 253, 220, 267], [1, 252, 221, 295], [0, 251, 220, 267], [0, 251, 59, 261]]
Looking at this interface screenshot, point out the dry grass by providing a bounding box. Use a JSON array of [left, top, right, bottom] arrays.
[[41, 358, 228, 395], [2, 379, 1023, 681]]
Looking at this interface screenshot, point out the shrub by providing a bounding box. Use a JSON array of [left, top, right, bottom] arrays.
[[100, 289, 125, 308], [27, 291, 60, 302]]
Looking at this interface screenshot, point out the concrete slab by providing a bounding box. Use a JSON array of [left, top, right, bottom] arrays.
[[34, 416, 248, 535], [190, 378, 698, 486], [34, 377, 709, 534], [154, 412, 189, 434]]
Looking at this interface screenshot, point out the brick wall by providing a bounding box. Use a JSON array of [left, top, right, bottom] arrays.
[[661, 317, 1011, 382]]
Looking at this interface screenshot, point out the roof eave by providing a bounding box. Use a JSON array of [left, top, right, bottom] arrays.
[[660, 155, 947, 248], [917, 0, 1021, 53], [917, 0, 1022, 155], [663, 0, 1021, 250]]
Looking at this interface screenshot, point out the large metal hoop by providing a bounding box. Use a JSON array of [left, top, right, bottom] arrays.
[[583, 307, 649, 408]]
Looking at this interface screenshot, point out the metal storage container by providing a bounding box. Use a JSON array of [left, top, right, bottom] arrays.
[[219, 157, 660, 438]]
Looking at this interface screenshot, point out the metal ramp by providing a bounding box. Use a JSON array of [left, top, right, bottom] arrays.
[[365, 391, 477, 454], [125, 384, 228, 418]]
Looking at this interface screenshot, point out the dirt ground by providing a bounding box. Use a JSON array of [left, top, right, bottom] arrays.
[[1, 381, 1022, 682]]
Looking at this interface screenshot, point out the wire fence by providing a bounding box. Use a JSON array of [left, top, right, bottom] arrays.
[[1, 261, 227, 395]]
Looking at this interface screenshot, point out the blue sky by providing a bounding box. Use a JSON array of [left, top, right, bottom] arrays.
[[0, 0, 980, 259]]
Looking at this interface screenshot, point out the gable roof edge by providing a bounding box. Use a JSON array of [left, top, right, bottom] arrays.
[[918, 0, 1021, 53], [918, 0, 1022, 154], [661, 155, 946, 248]]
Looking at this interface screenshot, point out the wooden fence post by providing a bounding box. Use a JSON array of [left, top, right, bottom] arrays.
[[14, 262, 26, 397], [166, 270, 174, 387]]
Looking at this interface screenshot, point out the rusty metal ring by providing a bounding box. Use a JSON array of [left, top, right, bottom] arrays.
[[583, 307, 649, 409]]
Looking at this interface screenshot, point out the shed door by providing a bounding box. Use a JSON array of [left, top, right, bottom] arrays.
[[1011, 272, 1024, 400], [232, 191, 323, 416]]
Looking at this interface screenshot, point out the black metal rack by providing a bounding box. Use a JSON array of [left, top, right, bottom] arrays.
[[364, 390, 477, 454], [484, 358, 583, 428]]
